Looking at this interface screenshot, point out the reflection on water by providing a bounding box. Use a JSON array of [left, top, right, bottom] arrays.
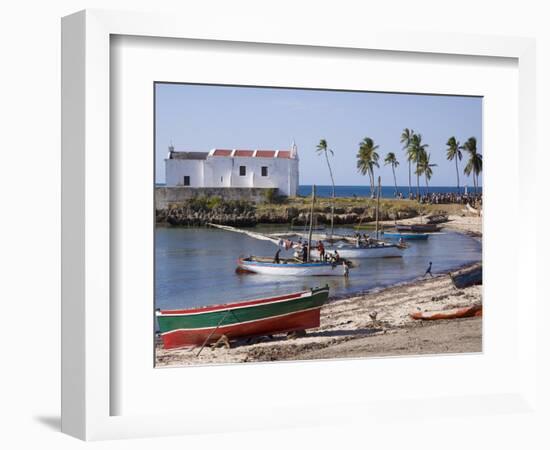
[[155, 225, 482, 310]]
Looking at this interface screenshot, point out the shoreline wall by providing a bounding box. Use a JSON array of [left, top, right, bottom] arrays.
[[155, 187, 275, 209]]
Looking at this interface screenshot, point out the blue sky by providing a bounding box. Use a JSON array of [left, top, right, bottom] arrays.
[[155, 83, 482, 187]]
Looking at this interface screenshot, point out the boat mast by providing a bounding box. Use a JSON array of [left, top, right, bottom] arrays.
[[375, 176, 381, 240], [307, 185, 316, 262]]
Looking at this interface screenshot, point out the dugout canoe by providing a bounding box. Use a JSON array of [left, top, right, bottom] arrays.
[[410, 304, 482, 320], [156, 286, 330, 349], [450, 263, 482, 289]]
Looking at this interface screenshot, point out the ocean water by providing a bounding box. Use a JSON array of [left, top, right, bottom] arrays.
[[155, 183, 481, 199], [297, 185, 482, 198], [155, 225, 482, 310]]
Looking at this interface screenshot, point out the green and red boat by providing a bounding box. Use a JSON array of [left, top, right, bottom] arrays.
[[156, 286, 330, 349]]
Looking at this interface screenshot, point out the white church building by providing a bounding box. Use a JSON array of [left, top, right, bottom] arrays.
[[164, 144, 300, 196]]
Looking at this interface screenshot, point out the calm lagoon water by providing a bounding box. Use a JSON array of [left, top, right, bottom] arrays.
[[155, 225, 482, 310]]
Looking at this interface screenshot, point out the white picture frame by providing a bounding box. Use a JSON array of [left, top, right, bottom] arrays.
[[61, 9, 539, 441]]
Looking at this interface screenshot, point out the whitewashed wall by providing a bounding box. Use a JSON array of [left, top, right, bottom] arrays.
[[166, 156, 299, 195], [165, 159, 204, 187]]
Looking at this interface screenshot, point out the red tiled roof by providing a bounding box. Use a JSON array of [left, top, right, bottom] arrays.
[[255, 150, 276, 158], [234, 150, 255, 157], [210, 148, 293, 158], [277, 151, 291, 159], [212, 149, 233, 156]]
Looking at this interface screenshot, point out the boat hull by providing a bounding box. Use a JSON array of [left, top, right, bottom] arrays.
[[396, 224, 440, 233], [382, 232, 429, 240], [450, 264, 482, 288], [312, 245, 403, 259], [237, 258, 346, 276], [157, 287, 330, 349]]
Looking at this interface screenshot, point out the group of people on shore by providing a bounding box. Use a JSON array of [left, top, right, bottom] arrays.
[[398, 191, 482, 205]]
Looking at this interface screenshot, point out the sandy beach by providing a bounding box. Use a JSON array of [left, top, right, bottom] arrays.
[[155, 214, 482, 367]]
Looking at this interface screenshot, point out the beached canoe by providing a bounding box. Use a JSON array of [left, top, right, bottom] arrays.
[[450, 263, 482, 289], [396, 224, 440, 233], [156, 286, 330, 349], [410, 304, 482, 320], [237, 256, 348, 276], [382, 232, 429, 240]]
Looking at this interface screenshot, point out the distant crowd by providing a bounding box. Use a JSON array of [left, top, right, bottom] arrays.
[[390, 191, 483, 205], [416, 192, 482, 205]]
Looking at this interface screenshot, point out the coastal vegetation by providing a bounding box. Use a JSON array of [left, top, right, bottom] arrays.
[[384, 152, 400, 197], [400, 128, 415, 196], [462, 137, 483, 194], [316, 139, 336, 237], [446, 136, 463, 194], [415, 152, 437, 194], [356, 137, 380, 197]]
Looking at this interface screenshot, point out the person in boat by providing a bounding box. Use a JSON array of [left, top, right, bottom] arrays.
[[301, 243, 308, 263], [398, 237, 404, 246], [355, 234, 361, 248], [273, 248, 281, 264], [317, 240, 325, 260], [333, 249, 340, 262], [424, 261, 433, 277]]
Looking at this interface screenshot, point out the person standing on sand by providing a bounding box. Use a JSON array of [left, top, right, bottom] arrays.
[[424, 261, 433, 277]]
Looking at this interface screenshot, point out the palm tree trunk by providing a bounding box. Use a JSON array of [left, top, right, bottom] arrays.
[[408, 161, 411, 196], [392, 165, 398, 197], [369, 170, 375, 198], [455, 155, 460, 194], [425, 176, 429, 195], [324, 152, 336, 239]]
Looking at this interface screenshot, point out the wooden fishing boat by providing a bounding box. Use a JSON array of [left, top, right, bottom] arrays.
[[156, 286, 330, 349], [382, 232, 429, 240], [237, 256, 348, 276], [426, 214, 449, 224], [396, 223, 440, 233], [310, 241, 404, 259], [450, 263, 482, 288]]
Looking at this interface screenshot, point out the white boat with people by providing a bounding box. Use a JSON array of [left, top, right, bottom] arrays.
[[237, 256, 349, 277], [310, 240, 404, 259]]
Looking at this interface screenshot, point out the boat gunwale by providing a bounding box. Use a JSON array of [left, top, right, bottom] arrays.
[[157, 287, 329, 316]]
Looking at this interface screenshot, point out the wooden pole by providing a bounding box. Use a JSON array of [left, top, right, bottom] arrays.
[[307, 185, 316, 262], [375, 176, 381, 240], [196, 309, 230, 357]]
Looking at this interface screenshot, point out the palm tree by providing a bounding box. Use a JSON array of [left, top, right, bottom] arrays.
[[407, 133, 428, 199], [357, 137, 380, 197], [446, 137, 462, 194], [384, 152, 400, 197], [462, 137, 482, 195], [400, 128, 414, 196], [316, 139, 336, 238], [416, 152, 437, 195]]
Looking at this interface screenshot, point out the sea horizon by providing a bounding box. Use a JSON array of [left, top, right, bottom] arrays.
[[155, 183, 482, 199]]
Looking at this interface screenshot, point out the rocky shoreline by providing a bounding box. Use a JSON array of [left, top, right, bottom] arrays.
[[156, 203, 418, 227]]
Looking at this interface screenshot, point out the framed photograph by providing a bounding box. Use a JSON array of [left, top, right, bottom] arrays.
[[62, 9, 538, 441]]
